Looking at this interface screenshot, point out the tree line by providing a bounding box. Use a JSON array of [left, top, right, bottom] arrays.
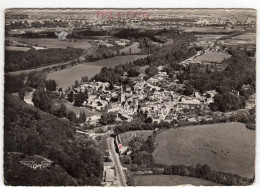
[[163, 163, 254, 186]]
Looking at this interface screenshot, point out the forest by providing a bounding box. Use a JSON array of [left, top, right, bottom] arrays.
[[4, 94, 104, 186], [5, 47, 84, 72]]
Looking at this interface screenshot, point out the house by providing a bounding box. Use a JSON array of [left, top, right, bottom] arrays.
[[103, 162, 114, 171], [24, 92, 34, 106], [104, 168, 115, 184], [115, 41, 127, 46], [107, 103, 120, 113]]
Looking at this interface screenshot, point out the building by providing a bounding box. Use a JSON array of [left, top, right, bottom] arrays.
[[24, 92, 34, 106]]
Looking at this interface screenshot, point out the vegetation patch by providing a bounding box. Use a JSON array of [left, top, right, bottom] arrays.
[[153, 122, 255, 178]]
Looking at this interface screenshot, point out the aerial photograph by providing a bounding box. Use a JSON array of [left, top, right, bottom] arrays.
[[4, 8, 256, 186]]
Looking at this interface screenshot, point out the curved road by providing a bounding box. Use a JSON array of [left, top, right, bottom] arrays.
[[108, 137, 127, 186]]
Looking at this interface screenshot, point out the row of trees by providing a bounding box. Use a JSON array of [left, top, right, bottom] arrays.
[[163, 163, 254, 186]]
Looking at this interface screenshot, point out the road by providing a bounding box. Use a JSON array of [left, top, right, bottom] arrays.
[[108, 137, 127, 186]]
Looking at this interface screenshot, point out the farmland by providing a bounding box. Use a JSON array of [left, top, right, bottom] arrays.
[[6, 36, 93, 50], [5, 46, 31, 51], [233, 33, 256, 41], [195, 52, 231, 63], [195, 34, 227, 41], [119, 130, 153, 146], [47, 54, 149, 90], [119, 42, 141, 54], [153, 122, 255, 178], [64, 102, 100, 117], [132, 175, 221, 186]]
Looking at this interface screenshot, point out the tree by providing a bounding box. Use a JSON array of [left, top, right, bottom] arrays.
[[75, 80, 80, 87], [127, 67, 140, 77], [59, 103, 67, 117], [74, 90, 85, 107], [84, 89, 88, 100], [67, 111, 76, 122], [81, 76, 88, 82], [82, 111, 86, 123], [68, 91, 75, 103], [183, 84, 195, 96], [145, 66, 158, 78], [100, 112, 117, 125], [45, 80, 57, 91], [27, 72, 47, 89]]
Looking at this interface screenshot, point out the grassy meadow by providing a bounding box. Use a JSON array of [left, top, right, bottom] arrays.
[[195, 52, 231, 63], [153, 122, 255, 178], [133, 175, 221, 186], [47, 54, 149, 90]]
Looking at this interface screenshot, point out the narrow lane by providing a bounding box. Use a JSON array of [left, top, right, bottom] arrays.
[[108, 137, 127, 186]]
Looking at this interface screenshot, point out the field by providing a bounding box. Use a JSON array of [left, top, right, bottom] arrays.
[[64, 102, 100, 117], [119, 130, 153, 146], [8, 28, 67, 34], [6, 36, 93, 49], [47, 54, 149, 90], [153, 122, 255, 178], [195, 34, 227, 41], [133, 175, 221, 186], [183, 26, 231, 33], [195, 52, 231, 63], [5, 46, 31, 51], [119, 42, 141, 54], [233, 33, 256, 41]]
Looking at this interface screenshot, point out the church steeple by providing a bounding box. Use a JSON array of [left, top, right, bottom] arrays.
[[120, 84, 125, 104]]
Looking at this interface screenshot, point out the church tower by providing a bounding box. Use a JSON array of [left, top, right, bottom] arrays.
[[120, 84, 125, 104]]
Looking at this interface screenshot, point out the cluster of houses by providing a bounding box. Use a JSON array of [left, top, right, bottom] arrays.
[[71, 65, 217, 126]]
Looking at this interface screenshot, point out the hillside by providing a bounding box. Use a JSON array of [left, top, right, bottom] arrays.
[[4, 94, 103, 186]]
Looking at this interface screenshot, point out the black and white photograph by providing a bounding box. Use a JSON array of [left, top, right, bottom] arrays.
[[2, 2, 257, 187]]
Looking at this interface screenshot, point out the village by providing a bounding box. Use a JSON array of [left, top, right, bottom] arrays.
[[69, 63, 217, 127]]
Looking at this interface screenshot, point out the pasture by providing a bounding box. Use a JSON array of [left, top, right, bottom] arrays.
[[5, 46, 31, 51], [119, 42, 141, 54], [6, 36, 93, 49], [195, 52, 231, 63], [195, 34, 227, 40], [64, 102, 100, 117], [133, 175, 220, 186], [47, 55, 148, 89], [233, 33, 256, 41], [153, 122, 255, 178], [119, 130, 153, 146]]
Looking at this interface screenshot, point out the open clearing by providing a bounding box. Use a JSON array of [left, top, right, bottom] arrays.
[[6, 36, 92, 49], [64, 102, 100, 117], [233, 33, 256, 41], [119, 42, 141, 54], [5, 46, 31, 51], [153, 122, 255, 178], [195, 52, 231, 63], [47, 55, 149, 90], [119, 130, 153, 146], [133, 175, 220, 186]]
